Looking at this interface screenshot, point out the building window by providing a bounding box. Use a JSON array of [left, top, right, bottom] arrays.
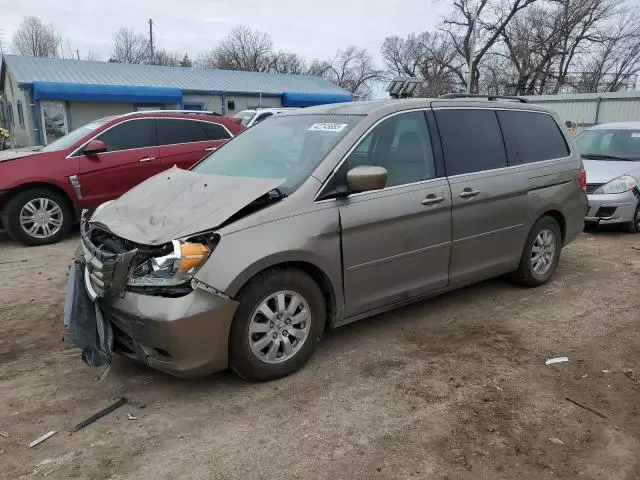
[[6, 102, 14, 126], [17, 100, 25, 128]]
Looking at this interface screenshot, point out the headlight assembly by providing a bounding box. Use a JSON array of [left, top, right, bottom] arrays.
[[594, 175, 638, 194], [129, 240, 211, 287]]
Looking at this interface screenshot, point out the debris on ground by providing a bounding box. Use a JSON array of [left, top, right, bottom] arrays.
[[0, 431, 8, 437], [69, 398, 127, 433], [565, 397, 607, 419], [28, 430, 57, 448], [545, 357, 569, 366], [127, 413, 138, 421], [601, 369, 611, 373], [548, 437, 565, 445], [623, 368, 636, 382]]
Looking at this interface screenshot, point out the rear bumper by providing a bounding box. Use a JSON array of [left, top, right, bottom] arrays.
[[585, 191, 637, 225]]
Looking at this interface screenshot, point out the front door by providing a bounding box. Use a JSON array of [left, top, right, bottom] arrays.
[[338, 111, 452, 317], [155, 118, 231, 170], [76, 118, 162, 208], [434, 108, 528, 286]]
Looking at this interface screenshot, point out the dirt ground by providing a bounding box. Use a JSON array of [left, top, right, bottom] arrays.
[[1, 228, 639, 480]]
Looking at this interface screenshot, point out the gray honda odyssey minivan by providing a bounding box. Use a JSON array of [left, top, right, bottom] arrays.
[[65, 96, 587, 381]]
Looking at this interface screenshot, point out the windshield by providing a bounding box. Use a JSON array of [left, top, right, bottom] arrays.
[[192, 114, 362, 194], [233, 110, 257, 127], [576, 129, 640, 161], [40, 117, 114, 152]]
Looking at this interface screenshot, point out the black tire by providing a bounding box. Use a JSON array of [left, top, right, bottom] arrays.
[[511, 216, 562, 287], [2, 188, 72, 246], [623, 202, 640, 233], [229, 268, 326, 382]]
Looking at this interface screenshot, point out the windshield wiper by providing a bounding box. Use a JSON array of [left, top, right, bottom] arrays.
[[582, 154, 635, 161]]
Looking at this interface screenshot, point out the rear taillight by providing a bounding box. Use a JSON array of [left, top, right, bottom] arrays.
[[578, 168, 587, 190]]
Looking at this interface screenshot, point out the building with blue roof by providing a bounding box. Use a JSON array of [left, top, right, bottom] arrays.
[[0, 55, 352, 147]]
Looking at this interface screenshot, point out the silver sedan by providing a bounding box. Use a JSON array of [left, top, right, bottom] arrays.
[[577, 122, 640, 232]]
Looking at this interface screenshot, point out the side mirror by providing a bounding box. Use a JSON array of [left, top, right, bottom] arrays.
[[83, 139, 106, 155], [346, 165, 387, 193]]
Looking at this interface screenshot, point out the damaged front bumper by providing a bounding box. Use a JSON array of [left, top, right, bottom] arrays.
[[64, 223, 239, 378]]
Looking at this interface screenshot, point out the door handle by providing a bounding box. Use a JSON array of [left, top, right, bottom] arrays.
[[422, 194, 445, 206], [459, 188, 480, 199], [139, 157, 155, 163], [204, 147, 217, 152]]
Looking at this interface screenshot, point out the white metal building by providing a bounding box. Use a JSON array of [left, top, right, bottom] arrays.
[[0, 55, 352, 148], [524, 91, 640, 128]]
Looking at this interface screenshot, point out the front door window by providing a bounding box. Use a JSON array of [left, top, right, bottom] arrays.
[[41, 101, 68, 145]]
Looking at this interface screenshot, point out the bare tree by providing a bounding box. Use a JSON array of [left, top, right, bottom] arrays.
[[12, 16, 59, 57], [381, 31, 465, 96], [150, 49, 181, 67], [198, 25, 273, 71], [381, 33, 429, 77], [110, 27, 149, 64], [550, 0, 620, 92], [323, 46, 382, 97], [306, 59, 333, 77], [441, 0, 539, 92], [267, 51, 307, 74], [574, 8, 640, 91]]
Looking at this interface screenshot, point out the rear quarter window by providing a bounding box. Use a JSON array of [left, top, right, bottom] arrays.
[[435, 109, 507, 176], [497, 110, 570, 165]]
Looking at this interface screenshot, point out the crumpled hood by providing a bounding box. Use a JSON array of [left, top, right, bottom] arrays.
[[582, 159, 640, 184], [91, 166, 284, 245], [0, 146, 43, 162]]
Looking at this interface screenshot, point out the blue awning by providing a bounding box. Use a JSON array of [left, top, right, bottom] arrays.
[[281, 91, 352, 107], [32, 81, 182, 104]]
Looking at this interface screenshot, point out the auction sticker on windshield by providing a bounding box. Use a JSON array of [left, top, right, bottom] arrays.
[[308, 123, 348, 132]]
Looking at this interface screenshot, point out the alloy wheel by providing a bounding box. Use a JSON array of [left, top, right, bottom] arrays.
[[248, 290, 311, 364], [531, 228, 556, 276], [19, 197, 64, 239]]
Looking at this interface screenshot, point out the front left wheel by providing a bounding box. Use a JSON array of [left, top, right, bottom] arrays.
[[229, 268, 326, 382], [3, 188, 72, 246]]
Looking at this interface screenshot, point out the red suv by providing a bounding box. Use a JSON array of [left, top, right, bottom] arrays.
[[0, 111, 244, 245]]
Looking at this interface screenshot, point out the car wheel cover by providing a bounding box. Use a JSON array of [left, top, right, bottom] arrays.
[[531, 228, 556, 276], [248, 290, 311, 364], [19, 198, 64, 239]]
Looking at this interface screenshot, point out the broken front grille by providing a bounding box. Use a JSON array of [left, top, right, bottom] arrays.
[[80, 220, 138, 298]]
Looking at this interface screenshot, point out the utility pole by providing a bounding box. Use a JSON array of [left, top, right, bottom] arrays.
[[76, 49, 80, 60], [148, 18, 154, 64], [467, 5, 479, 94]]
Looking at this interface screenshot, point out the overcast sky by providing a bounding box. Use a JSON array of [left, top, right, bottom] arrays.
[[0, 0, 448, 63]]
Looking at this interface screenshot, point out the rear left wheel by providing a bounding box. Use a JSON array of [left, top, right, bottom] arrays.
[[511, 216, 562, 287]]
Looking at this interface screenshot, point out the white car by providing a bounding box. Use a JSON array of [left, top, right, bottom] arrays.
[[233, 108, 296, 128]]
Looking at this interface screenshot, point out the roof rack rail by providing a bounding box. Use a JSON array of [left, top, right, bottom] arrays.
[[438, 93, 528, 103]]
